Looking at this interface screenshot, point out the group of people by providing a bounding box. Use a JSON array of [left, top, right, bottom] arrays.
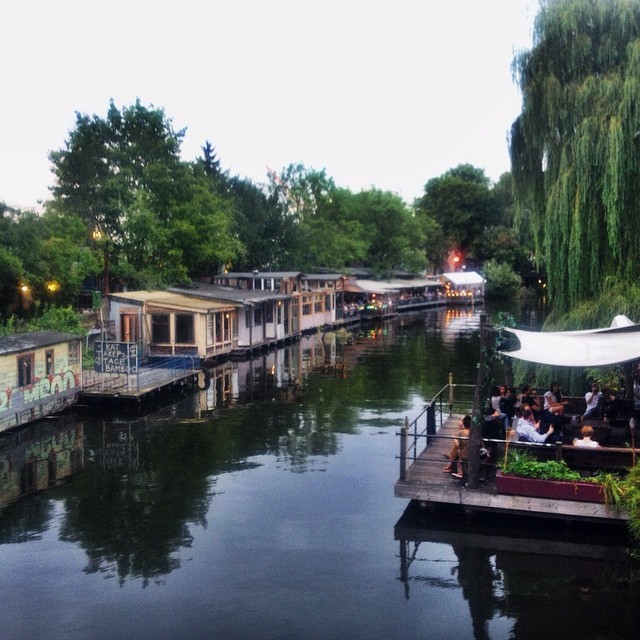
[[511, 381, 605, 446], [441, 377, 640, 479], [483, 381, 607, 447]]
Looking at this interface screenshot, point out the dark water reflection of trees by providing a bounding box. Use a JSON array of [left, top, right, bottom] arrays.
[[8, 301, 636, 637], [396, 500, 640, 639], [3, 311, 481, 585]]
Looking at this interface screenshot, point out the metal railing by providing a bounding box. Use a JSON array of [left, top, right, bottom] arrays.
[[83, 356, 198, 394], [398, 376, 475, 481]]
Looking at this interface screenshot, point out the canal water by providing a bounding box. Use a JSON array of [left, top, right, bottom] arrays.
[[0, 306, 638, 640]]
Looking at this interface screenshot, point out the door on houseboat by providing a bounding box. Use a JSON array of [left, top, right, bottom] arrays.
[[276, 301, 286, 339], [120, 314, 140, 343]]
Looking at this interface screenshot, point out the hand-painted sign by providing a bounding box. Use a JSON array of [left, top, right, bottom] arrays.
[[94, 342, 138, 374]]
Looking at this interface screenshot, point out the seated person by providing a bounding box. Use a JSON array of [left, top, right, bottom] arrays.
[[443, 415, 471, 478], [583, 383, 605, 419], [573, 424, 600, 448], [489, 386, 509, 432], [544, 381, 568, 416], [542, 381, 567, 438], [501, 386, 518, 421], [516, 408, 555, 443], [519, 384, 542, 420]]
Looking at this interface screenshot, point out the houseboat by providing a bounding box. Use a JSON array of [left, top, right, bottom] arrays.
[[108, 290, 240, 362], [211, 270, 348, 333], [169, 282, 292, 359], [0, 332, 83, 432], [440, 271, 485, 303]]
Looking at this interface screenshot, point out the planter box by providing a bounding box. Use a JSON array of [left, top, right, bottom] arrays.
[[496, 472, 604, 503]]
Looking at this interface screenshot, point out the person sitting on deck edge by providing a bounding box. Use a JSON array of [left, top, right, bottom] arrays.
[[443, 414, 471, 478]]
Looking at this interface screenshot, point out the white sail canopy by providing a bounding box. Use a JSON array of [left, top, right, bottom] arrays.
[[500, 315, 640, 367]]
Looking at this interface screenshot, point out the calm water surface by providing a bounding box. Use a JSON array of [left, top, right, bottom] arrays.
[[0, 306, 638, 640]]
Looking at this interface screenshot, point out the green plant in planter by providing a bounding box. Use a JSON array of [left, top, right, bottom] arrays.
[[500, 450, 583, 482], [596, 465, 640, 547], [501, 452, 640, 547]]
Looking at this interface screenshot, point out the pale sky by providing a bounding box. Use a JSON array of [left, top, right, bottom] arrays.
[[0, 0, 538, 210]]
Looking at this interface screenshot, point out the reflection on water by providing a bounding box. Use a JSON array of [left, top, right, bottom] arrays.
[[0, 306, 638, 639], [0, 414, 83, 511], [0, 310, 481, 585], [396, 502, 639, 639]]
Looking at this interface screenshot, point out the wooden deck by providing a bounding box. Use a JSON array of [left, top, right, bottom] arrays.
[[80, 365, 200, 404], [394, 414, 628, 524]]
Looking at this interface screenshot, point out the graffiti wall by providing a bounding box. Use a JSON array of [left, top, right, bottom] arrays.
[[0, 344, 82, 432]]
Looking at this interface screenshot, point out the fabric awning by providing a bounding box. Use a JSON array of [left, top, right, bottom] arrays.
[[500, 315, 640, 367], [441, 271, 485, 286]]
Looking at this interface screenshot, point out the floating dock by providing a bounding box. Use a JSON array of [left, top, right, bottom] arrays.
[[80, 363, 201, 409], [394, 414, 628, 525]]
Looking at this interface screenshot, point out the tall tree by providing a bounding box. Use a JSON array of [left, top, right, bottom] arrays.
[[510, 0, 640, 313], [349, 189, 426, 275], [415, 164, 500, 260], [267, 163, 335, 221], [227, 176, 299, 270], [50, 101, 243, 286], [200, 140, 222, 180]]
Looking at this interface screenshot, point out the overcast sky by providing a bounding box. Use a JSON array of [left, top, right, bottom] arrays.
[[1, 0, 538, 210]]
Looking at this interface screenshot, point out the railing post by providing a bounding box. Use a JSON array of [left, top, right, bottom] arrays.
[[448, 372, 454, 415], [400, 417, 408, 481], [426, 403, 436, 445], [555, 440, 563, 461]]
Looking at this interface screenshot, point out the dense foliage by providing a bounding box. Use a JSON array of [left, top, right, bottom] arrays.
[[511, 0, 640, 315], [0, 99, 522, 322], [483, 260, 522, 299]]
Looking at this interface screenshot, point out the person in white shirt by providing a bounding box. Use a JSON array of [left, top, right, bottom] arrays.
[[573, 424, 600, 448], [516, 409, 554, 443], [583, 383, 604, 419]]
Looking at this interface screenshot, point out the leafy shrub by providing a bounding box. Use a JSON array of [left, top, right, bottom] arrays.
[[484, 260, 522, 299], [500, 450, 582, 481]]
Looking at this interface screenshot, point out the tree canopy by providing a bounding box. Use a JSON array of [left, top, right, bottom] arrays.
[[510, 0, 640, 314], [49, 100, 243, 288], [414, 164, 511, 270], [2, 95, 529, 321]]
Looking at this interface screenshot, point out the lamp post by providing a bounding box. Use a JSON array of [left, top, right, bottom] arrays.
[[92, 229, 110, 296]]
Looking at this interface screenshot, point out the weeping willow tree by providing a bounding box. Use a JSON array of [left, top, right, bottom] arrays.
[[511, 0, 640, 319]]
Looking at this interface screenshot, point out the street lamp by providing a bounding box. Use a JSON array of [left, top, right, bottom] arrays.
[[92, 229, 110, 296]]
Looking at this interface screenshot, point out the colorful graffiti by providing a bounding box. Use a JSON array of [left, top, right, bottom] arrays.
[[0, 369, 79, 415]]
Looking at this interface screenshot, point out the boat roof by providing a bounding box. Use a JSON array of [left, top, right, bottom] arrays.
[[0, 331, 82, 355], [110, 290, 240, 311], [441, 271, 485, 286], [344, 277, 441, 295], [169, 284, 289, 305]]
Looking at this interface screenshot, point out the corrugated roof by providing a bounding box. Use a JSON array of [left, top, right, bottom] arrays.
[[216, 271, 303, 279], [302, 273, 344, 281], [0, 331, 82, 356], [169, 285, 289, 305]]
